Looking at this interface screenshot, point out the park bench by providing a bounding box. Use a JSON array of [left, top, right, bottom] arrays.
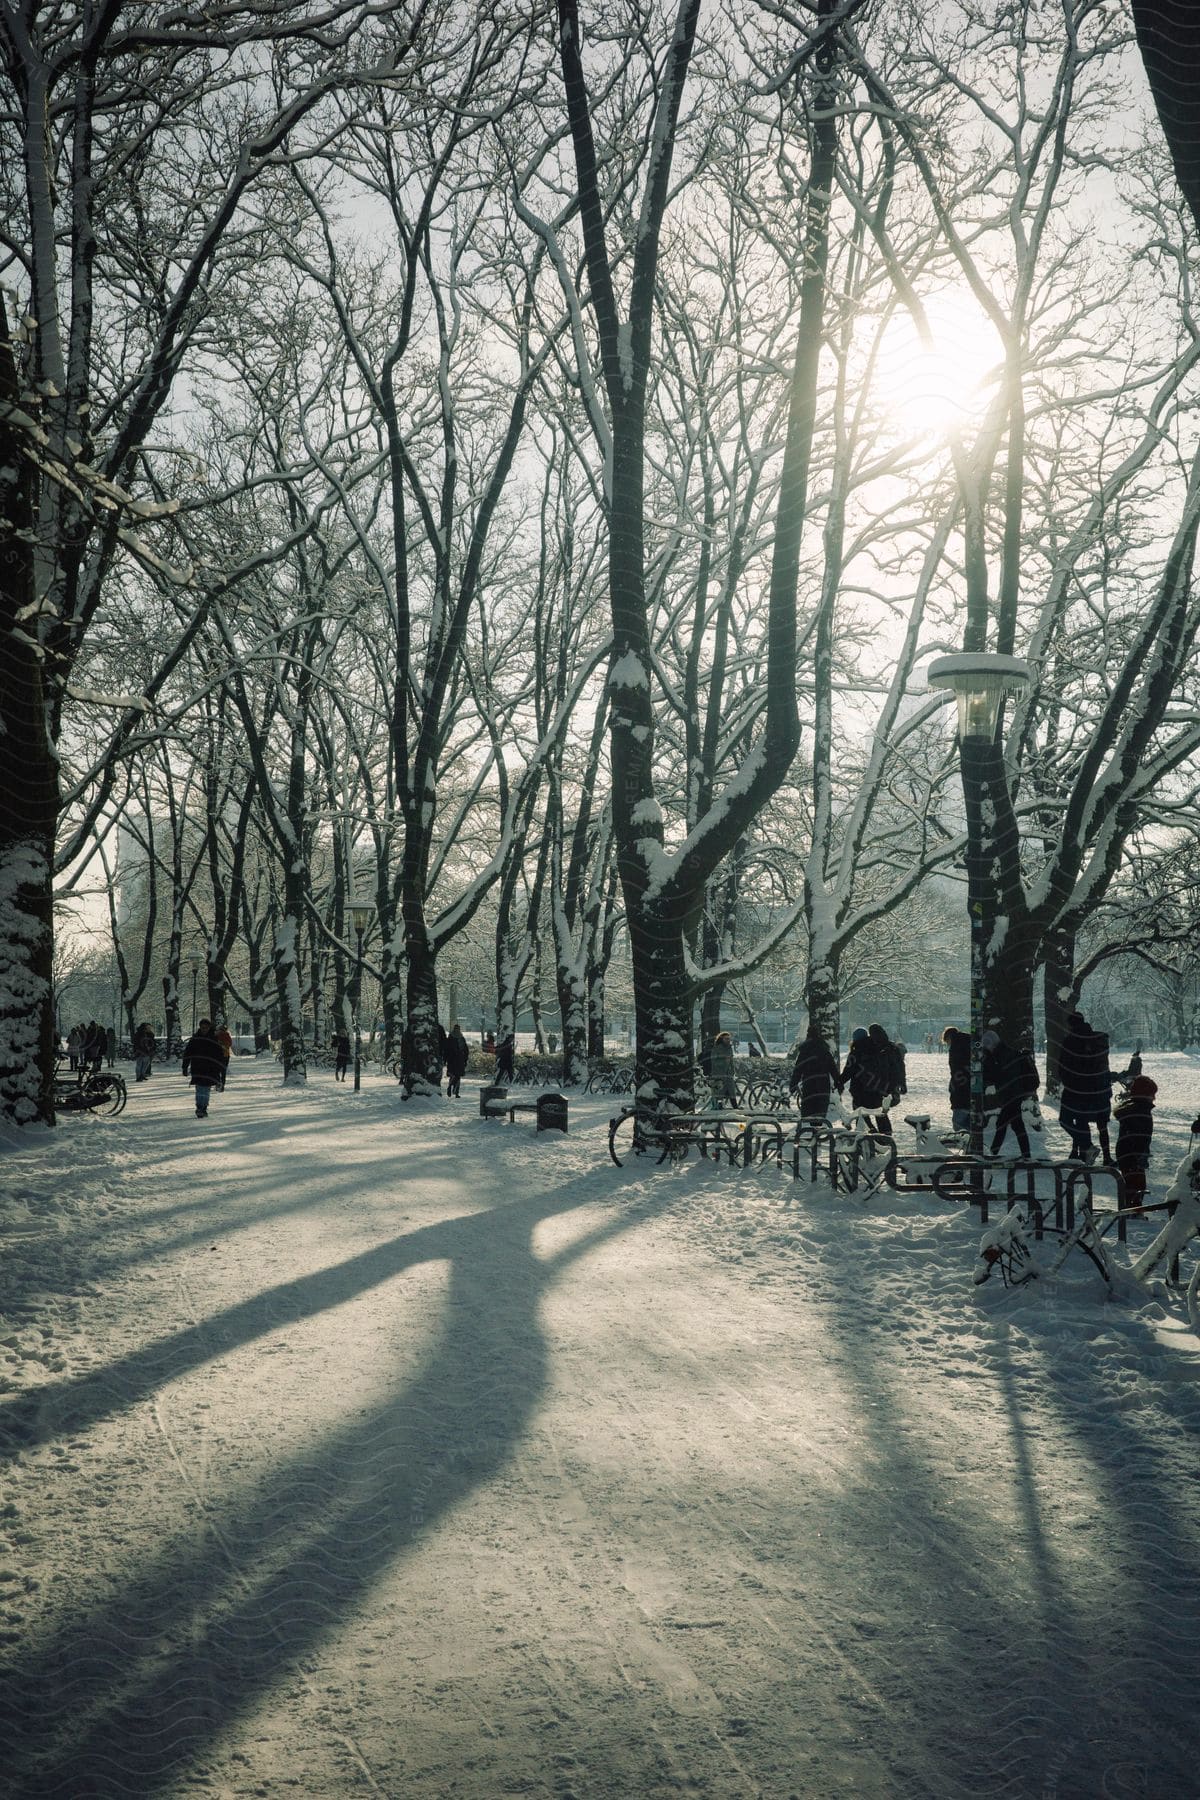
[[479, 1086, 568, 1133]]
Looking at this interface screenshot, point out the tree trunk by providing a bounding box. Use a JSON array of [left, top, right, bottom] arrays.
[[402, 864, 442, 1093], [629, 901, 695, 1111], [804, 946, 842, 1054], [1132, 2, 1200, 235], [0, 306, 57, 1125], [272, 892, 308, 1085], [1042, 922, 1077, 1093]]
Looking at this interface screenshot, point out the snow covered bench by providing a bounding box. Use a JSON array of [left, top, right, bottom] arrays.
[[479, 1087, 568, 1133]]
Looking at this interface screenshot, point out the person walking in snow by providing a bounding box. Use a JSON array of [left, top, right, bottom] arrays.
[[790, 1025, 842, 1119], [182, 1019, 226, 1118], [444, 1022, 469, 1097], [495, 1032, 516, 1084], [876, 1022, 907, 1114], [1058, 1011, 1115, 1163], [333, 1030, 351, 1081], [133, 1021, 156, 1082], [842, 1023, 899, 1136], [67, 1024, 82, 1071], [1113, 1074, 1157, 1207], [980, 1029, 1038, 1160]]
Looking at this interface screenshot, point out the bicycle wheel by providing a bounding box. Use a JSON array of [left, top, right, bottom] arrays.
[[86, 1075, 126, 1116], [608, 1111, 639, 1166]]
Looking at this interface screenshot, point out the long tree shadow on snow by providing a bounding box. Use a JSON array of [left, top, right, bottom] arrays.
[[0, 1174, 666, 1795], [0, 1132, 472, 1414], [816, 1297, 1200, 1798]]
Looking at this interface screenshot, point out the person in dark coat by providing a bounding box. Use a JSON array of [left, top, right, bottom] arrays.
[[841, 1025, 894, 1135], [495, 1033, 516, 1083], [1113, 1074, 1156, 1206], [1058, 1012, 1115, 1162], [181, 1019, 226, 1118], [873, 1022, 907, 1110], [333, 1030, 351, 1081], [790, 1026, 842, 1119], [981, 1030, 1039, 1160], [133, 1022, 156, 1082], [942, 1025, 971, 1130], [444, 1022, 470, 1097]]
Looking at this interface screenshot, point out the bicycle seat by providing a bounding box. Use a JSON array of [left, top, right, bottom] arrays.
[[904, 1114, 931, 1131]]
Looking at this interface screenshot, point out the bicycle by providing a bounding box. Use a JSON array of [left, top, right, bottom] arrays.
[[48, 1062, 127, 1117], [974, 1131, 1200, 1337]]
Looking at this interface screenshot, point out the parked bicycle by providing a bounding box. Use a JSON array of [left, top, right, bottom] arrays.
[[48, 1061, 127, 1117], [974, 1127, 1200, 1337]]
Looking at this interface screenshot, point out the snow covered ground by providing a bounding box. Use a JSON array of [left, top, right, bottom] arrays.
[[2, 1051, 1199, 1799]]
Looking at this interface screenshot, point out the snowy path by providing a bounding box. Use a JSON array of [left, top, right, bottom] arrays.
[[2, 1058, 1200, 1798]]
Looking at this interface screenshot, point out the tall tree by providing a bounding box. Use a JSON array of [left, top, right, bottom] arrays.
[[551, 0, 848, 1112], [0, 0, 431, 1121]]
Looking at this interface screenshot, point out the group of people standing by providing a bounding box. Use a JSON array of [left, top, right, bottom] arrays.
[[65, 1021, 111, 1073], [789, 1022, 908, 1132], [789, 1010, 1159, 1195]]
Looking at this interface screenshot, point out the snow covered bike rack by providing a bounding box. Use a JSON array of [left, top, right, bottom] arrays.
[[607, 1106, 787, 1169]]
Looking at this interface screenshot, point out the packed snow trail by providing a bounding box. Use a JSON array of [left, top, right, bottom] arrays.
[[2, 1057, 1199, 1798]]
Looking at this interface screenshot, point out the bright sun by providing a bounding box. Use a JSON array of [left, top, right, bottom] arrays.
[[873, 289, 1004, 439]]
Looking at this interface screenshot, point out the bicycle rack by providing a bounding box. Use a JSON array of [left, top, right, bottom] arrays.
[[906, 1157, 1126, 1225], [790, 1122, 897, 1194]]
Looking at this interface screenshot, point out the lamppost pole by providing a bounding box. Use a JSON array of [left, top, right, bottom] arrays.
[[927, 653, 1031, 1161], [189, 951, 201, 1035], [962, 734, 989, 1158]]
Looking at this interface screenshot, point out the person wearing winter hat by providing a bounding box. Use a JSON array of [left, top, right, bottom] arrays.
[[840, 1024, 894, 1134], [1113, 1074, 1157, 1207]]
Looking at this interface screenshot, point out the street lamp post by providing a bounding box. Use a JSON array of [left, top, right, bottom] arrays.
[[927, 653, 1031, 1158], [188, 950, 202, 1035], [349, 898, 372, 1092]]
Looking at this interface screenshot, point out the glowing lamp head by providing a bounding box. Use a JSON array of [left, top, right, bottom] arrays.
[[349, 898, 372, 936], [927, 653, 1031, 739]]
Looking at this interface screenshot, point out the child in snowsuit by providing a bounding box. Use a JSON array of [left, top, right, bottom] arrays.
[[1113, 1074, 1157, 1207]]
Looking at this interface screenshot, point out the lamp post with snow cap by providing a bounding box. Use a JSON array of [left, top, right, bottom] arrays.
[[349, 897, 372, 1092], [927, 653, 1031, 1157]]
